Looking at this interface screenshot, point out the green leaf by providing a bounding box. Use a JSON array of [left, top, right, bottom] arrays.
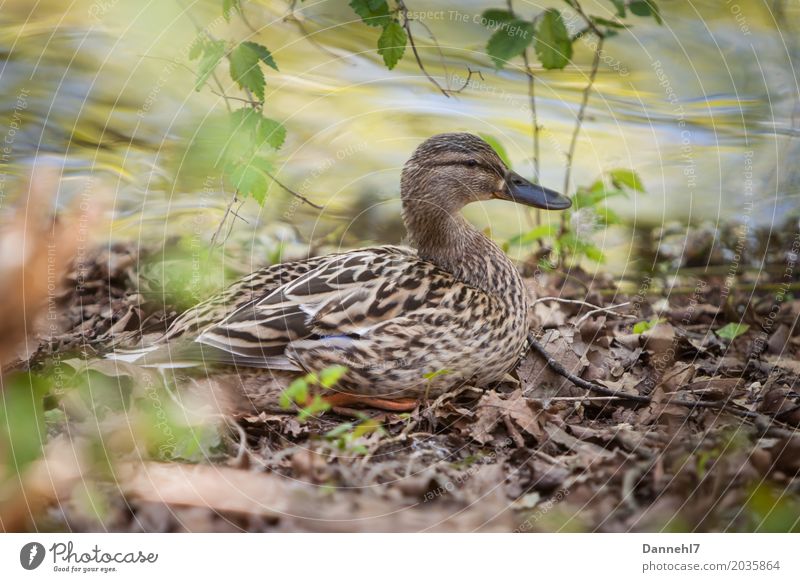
[[229, 43, 266, 100], [573, 185, 627, 210], [423, 369, 451, 381], [280, 377, 308, 409], [609, 0, 626, 17], [352, 418, 382, 438], [478, 133, 511, 167], [222, 0, 242, 22], [227, 108, 259, 159], [594, 205, 621, 226], [256, 117, 286, 150], [558, 232, 606, 263], [319, 365, 348, 389], [377, 20, 407, 69], [297, 395, 331, 422], [609, 168, 645, 192], [535, 9, 572, 70], [716, 323, 750, 341], [229, 109, 286, 153], [630, 0, 662, 24], [480, 9, 515, 26], [188, 36, 204, 60], [230, 162, 269, 205], [241, 41, 278, 71], [325, 422, 355, 439], [0, 373, 48, 473], [195, 40, 226, 91], [633, 317, 666, 334], [508, 223, 558, 246], [582, 242, 605, 263], [349, 0, 391, 27], [486, 18, 534, 69], [171, 424, 223, 463]]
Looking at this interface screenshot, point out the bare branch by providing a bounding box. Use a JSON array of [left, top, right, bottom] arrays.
[[563, 35, 603, 196], [563, 0, 606, 196], [263, 168, 323, 210], [210, 89, 263, 106], [573, 301, 633, 327], [210, 190, 240, 248], [449, 67, 483, 93], [527, 333, 651, 403]]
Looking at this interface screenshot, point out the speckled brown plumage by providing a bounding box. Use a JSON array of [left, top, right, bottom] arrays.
[[120, 133, 571, 401]]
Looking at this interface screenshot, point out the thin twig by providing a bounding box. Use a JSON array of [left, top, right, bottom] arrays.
[[532, 296, 605, 310], [210, 89, 263, 106], [508, 0, 541, 183], [563, 35, 604, 197], [522, 51, 540, 181], [284, 0, 341, 59], [527, 333, 651, 403], [573, 301, 633, 327], [263, 169, 323, 209], [568, 0, 604, 38], [526, 333, 778, 423], [397, 0, 450, 97], [545, 395, 632, 402], [412, 16, 452, 87], [449, 67, 483, 93], [210, 191, 238, 248]]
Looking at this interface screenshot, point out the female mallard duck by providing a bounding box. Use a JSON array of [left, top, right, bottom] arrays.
[[126, 133, 571, 410]]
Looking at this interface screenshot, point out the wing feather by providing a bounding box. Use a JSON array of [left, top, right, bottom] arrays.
[[193, 246, 423, 367]]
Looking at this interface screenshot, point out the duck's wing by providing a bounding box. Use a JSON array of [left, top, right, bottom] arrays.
[[160, 253, 334, 342], [192, 245, 442, 370], [109, 253, 336, 368]]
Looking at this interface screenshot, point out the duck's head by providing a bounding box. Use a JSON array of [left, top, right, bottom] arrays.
[[400, 133, 571, 215]]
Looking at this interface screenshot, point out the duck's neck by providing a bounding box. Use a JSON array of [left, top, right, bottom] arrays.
[[402, 201, 521, 297]]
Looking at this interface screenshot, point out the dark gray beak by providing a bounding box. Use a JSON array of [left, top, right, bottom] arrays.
[[498, 171, 572, 210]]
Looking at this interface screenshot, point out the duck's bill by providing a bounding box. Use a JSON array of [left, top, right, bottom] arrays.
[[498, 171, 572, 210]]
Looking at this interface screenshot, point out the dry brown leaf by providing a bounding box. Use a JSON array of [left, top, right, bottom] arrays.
[[533, 300, 567, 329], [642, 323, 676, 356], [117, 462, 513, 532], [759, 387, 800, 426], [683, 377, 745, 401], [471, 389, 546, 444]]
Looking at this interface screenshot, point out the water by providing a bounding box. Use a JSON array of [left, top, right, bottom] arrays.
[[1, 0, 799, 271]]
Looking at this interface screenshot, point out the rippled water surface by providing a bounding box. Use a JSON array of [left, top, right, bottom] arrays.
[[1, 0, 799, 270]]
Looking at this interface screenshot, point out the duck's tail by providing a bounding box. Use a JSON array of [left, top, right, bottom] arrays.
[[105, 341, 301, 371]]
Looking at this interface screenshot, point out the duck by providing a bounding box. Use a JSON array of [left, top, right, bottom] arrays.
[[121, 133, 571, 410]]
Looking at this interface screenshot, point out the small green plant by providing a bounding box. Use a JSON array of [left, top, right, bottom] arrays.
[[633, 316, 666, 334], [716, 322, 750, 341], [479, 0, 658, 267], [505, 168, 646, 265], [279, 365, 348, 422], [422, 368, 451, 401], [324, 415, 384, 456]]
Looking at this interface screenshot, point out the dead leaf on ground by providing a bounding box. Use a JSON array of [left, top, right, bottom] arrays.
[[470, 389, 547, 444]]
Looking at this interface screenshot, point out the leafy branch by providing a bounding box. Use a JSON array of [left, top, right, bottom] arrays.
[[175, 0, 322, 246], [480, 0, 661, 266], [349, 0, 476, 97]]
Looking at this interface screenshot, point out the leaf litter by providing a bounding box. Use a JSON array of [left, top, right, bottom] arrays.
[[7, 237, 800, 533]]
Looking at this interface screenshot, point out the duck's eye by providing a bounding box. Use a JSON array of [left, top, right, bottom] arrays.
[[465, 159, 478, 168]]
